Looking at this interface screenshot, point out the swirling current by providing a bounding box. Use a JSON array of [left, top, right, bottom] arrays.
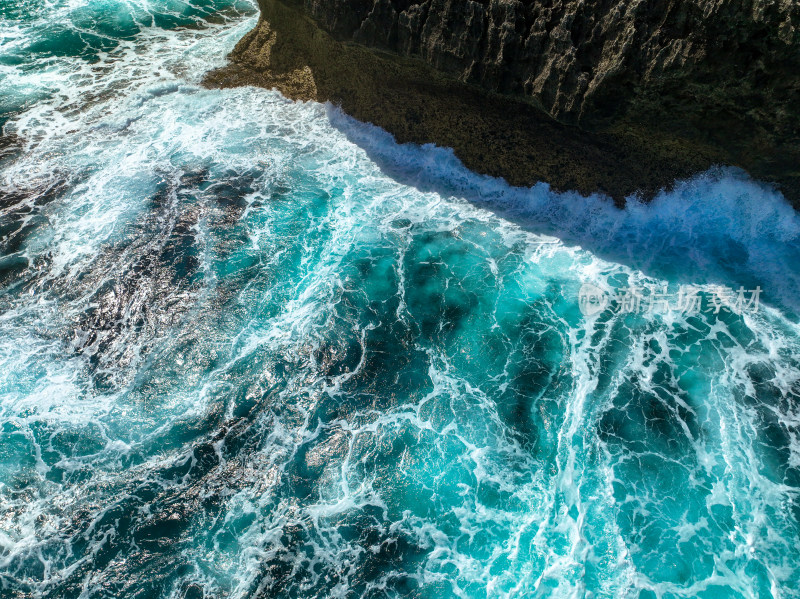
[[1, 1, 799, 598]]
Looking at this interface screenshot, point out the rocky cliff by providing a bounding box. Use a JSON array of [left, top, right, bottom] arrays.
[[207, 0, 800, 204]]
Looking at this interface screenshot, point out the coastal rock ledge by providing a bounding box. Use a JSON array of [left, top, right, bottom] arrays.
[[207, 0, 800, 205]]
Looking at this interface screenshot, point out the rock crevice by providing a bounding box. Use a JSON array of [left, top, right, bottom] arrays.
[[300, 0, 798, 130]]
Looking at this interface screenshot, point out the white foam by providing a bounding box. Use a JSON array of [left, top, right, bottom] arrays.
[[1, 1, 799, 597]]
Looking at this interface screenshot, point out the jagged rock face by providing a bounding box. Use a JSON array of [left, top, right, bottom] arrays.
[[296, 0, 799, 128], [217, 0, 800, 202]]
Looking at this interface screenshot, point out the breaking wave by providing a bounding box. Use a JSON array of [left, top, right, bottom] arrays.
[[1, 1, 798, 598]]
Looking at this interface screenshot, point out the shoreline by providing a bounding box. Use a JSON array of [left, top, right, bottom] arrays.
[[205, 0, 799, 207]]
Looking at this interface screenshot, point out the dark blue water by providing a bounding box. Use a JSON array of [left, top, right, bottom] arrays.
[[1, 1, 799, 597]]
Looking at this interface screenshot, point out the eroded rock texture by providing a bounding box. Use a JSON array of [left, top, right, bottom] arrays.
[[211, 0, 800, 203], [299, 0, 798, 126]]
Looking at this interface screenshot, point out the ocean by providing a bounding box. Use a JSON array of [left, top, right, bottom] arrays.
[[1, 1, 799, 597]]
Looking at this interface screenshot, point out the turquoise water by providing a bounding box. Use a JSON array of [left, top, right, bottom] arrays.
[[1, 1, 800, 597]]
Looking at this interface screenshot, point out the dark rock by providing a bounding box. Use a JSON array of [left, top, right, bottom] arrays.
[[301, 0, 799, 126], [206, 0, 800, 205]]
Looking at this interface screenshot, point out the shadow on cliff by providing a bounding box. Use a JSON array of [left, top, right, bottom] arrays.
[[325, 104, 800, 320]]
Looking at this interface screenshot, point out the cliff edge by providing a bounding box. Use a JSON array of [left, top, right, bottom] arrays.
[[207, 0, 800, 204]]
